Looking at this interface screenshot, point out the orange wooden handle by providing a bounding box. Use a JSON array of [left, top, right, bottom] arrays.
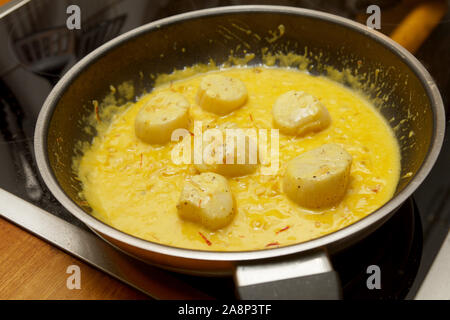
[[0, 0, 12, 7], [390, 0, 448, 53]]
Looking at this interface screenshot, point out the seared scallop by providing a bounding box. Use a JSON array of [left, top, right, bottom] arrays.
[[135, 91, 189, 144], [197, 74, 248, 115], [283, 144, 352, 208], [177, 172, 235, 230], [272, 91, 331, 136]]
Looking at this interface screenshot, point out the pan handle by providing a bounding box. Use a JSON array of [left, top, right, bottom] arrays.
[[234, 249, 342, 300]]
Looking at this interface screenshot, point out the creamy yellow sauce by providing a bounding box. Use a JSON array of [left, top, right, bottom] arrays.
[[77, 66, 400, 251]]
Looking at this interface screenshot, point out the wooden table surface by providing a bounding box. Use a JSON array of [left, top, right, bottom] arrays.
[[0, 218, 148, 299]]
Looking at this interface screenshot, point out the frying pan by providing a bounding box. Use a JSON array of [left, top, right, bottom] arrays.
[[34, 6, 445, 299]]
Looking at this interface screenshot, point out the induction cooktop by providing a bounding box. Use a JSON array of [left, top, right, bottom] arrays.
[[0, 0, 448, 299]]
